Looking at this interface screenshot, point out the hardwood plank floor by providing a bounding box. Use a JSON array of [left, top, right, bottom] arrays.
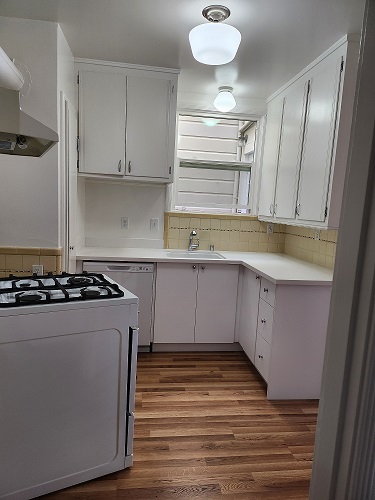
[[44, 352, 318, 499]]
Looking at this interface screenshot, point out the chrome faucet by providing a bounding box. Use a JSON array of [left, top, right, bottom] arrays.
[[188, 230, 199, 251]]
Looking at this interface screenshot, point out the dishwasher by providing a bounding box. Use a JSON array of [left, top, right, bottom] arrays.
[[83, 262, 154, 350]]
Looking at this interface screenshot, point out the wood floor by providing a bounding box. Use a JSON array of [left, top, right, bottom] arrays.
[[44, 352, 319, 499]]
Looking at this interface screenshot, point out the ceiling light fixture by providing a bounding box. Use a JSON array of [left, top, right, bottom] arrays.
[[189, 5, 241, 65], [213, 86, 236, 112]]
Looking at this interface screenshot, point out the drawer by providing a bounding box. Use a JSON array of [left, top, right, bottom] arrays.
[[260, 278, 276, 307], [254, 333, 271, 382], [257, 298, 274, 344]]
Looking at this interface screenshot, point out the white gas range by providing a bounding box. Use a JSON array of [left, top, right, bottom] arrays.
[[0, 272, 139, 499]]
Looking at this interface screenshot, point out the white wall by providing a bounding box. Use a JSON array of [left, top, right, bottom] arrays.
[[84, 181, 166, 248], [0, 17, 60, 247]]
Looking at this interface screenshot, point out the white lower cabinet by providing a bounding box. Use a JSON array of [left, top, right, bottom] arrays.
[[153, 262, 239, 344], [238, 274, 332, 399]]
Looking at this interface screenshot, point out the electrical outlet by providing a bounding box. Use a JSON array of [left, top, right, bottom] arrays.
[[267, 223, 274, 234], [121, 217, 129, 230], [314, 229, 321, 240], [150, 218, 159, 231], [32, 264, 44, 275]]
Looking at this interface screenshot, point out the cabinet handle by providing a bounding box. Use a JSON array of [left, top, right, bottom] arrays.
[[296, 203, 301, 216], [118, 160, 122, 172], [269, 204, 273, 215], [128, 161, 132, 173], [201, 266, 205, 270], [258, 354, 263, 359], [261, 319, 266, 323], [263, 288, 268, 293], [274, 203, 277, 215], [192, 265, 197, 270], [256, 275, 260, 280], [69, 245, 74, 250]]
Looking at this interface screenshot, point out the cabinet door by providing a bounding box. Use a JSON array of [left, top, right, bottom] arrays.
[[153, 263, 197, 343], [126, 76, 174, 180], [297, 56, 343, 222], [79, 71, 126, 175], [258, 96, 284, 217], [254, 334, 271, 382], [274, 80, 308, 219], [237, 269, 260, 363], [195, 264, 239, 343]]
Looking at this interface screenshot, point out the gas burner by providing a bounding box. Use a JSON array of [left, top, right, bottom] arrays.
[[18, 292, 44, 303], [80, 287, 102, 299], [67, 276, 93, 285]]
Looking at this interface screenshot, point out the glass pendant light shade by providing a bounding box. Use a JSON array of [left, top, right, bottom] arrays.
[[214, 87, 236, 112], [189, 23, 241, 65]]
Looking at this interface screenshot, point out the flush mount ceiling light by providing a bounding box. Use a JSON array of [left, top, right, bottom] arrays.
[[189, 5, 241, 65], [213, 86, 236, 112]]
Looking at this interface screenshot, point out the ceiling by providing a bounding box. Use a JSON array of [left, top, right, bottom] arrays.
[[0, 0, 365, 117]]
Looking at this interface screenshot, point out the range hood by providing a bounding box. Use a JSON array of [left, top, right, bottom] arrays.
[[0, 47, 58, 157], [0, 87, 58, 157]]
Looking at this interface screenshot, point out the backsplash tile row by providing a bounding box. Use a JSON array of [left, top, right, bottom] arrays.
[[0, 247, 62, 277], [165, 212, 338, 270], [284, 227, 338, 269], [165, 213, 285, 253]]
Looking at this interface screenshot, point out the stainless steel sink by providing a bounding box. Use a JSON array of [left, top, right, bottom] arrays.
[[166, 250, 225, 259]]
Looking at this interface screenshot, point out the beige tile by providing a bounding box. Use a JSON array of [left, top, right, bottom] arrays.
[[21, 247, 41, 256], [5, 254, 22, 272], [249, 243, 260, 252], [220, 219, 231, 230], [268, 243, 278, 253], [258, 242, 268, 252], [210, 230, 220, 243], [40, 256, 57, 273], [319, 241, 327, 254], [239, 242, 249, 252], [259, 233, 269, 243], [278, 233, 286, 244], [210, 218, 220, 230], [200, 240, 210, 250], [219, 231, 230, 242], [240, 220, 251, 231], [168, 216, 179, 229], [0, 271, 7, 277], [22, 255, 39, 272], [240, 231, 250, 242], [179, 229, 190, 240], [218, 241, 230, 251], [200, 218, 210, 230], [229, 241, 239, 251], [326, 242, 336, 257], [277, 244, 285, 253], [313, 253, 320, 265], [269, 233, 279, 244], [250, 221, 260, 231], [259, 222, 268, 233], [249, 232, 260, 243], [200, 230, 210, 241], [168, 228, 179, 239], [168, 239, 179, 249], [56, 256, 62, 274], [325, 256, 334, 269], [179, 218, 190, 229], [230, 219, 241, 230], [0, 254, 5, 270], [189, 218, 201, 229], [306, 238, 314, 251], [318, 254, 326, 267], [178, 240, 187, 249], [230, 231, 239, 242]]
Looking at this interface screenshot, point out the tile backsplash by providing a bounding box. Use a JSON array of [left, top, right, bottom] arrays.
[[165, 212, 338, 270], [0, 247, 62, 277]]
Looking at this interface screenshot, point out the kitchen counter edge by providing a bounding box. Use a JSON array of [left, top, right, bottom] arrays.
[[76, 248, 333, 286]]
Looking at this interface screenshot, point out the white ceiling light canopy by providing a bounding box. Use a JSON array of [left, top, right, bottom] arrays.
[[189, 5, 241, 65], [213, 86, 236, 112]]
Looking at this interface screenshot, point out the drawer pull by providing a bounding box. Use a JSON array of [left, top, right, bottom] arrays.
[[263, 288, 268, 293], [256, 275, 260, 279], [258, 354, 263, 359], [192, 265, 197, 270], [201, 266, 205, 270], [261, 319, 266, 323]]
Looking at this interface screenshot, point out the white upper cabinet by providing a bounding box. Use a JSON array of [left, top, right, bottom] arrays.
[[296, 56, 343, 222], [258, 36, 359, 229], [258, 96, 284, 218], [274, 80, 308, 220], [79, 71, 126, 176], [77, 62, 178, 183]]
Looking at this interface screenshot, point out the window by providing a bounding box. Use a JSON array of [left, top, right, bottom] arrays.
[[172, 115, 256, 214]]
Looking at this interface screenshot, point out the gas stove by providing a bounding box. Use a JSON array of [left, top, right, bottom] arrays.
[[0, 272, 124, 307]]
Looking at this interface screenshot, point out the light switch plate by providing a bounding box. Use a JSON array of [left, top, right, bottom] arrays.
[[150, 218, 159, 231], [267, 223, 274, 234]]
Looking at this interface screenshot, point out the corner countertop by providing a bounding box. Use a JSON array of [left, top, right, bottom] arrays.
[[76, 247, 333, 286]]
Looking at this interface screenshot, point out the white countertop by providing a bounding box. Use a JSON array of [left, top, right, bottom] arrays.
[[77, 247, 333, 285]]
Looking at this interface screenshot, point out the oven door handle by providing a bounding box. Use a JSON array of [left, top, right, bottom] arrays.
[[127, 326, 139, 414]]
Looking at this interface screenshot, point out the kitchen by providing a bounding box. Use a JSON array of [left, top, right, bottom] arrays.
[[0, 0, 374, 498]]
